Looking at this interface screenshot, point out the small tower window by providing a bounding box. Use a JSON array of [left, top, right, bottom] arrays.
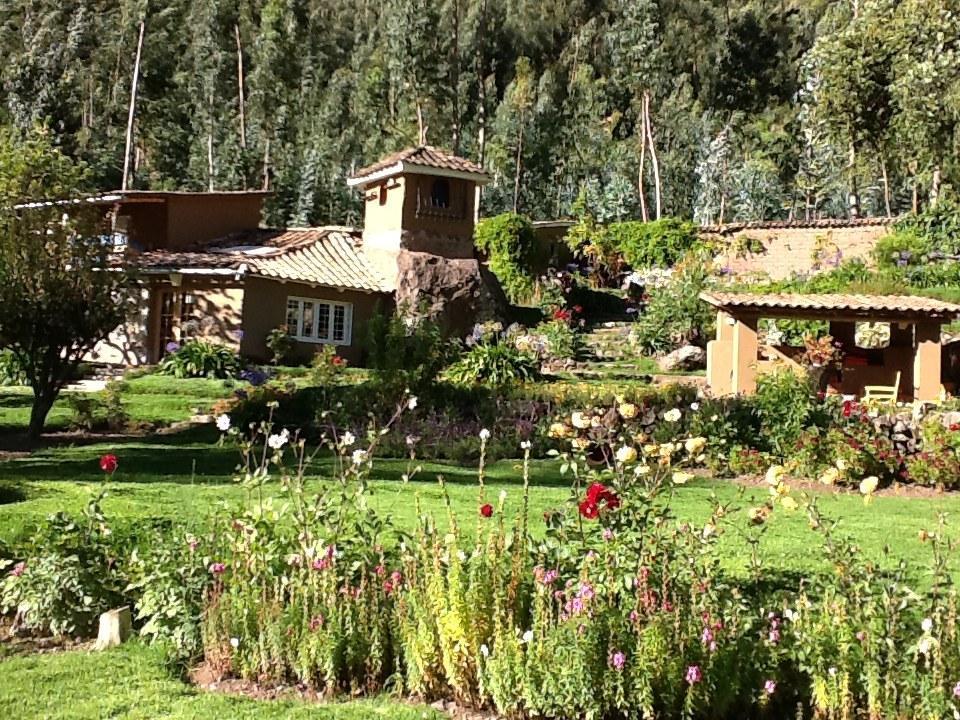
[[429, 178, 451, 209]]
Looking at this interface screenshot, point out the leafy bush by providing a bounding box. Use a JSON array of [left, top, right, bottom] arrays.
[[632, 253, 715, 354], [1, 494, 126, 636], [307, 344, 348, 386], [446, 340, 539, 387], [474, 212, 539, 302], [158, 340, 241, 379], [607, 217, 703, 269], [265, 326, 296, 365], [365, 309, 455, 397], [752, 369, 826, 458], [0, 349, 26, 385], [532, 318, 582, 361]]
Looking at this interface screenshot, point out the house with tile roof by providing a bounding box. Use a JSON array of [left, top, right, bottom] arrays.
[[82, 146, 502, 366]]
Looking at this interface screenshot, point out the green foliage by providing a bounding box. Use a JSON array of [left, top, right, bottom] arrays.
[[446, 342, 539, 387], [533, 319, 582, 361], [307, 344, 348, 386], [0, 494, 125, 636], [632, 255, 715, 354], [265, 327, 296, 365], [0, 349, 26, 385], [752, 369, 826, 458], [365, 309, 455, 397], [607, 217, 702, 269], [473, 213, 538, 303], [158, 340, 241, 379], [0, 128, 135, 437]]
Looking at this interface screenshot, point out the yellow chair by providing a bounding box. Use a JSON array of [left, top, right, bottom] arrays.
[[863, 371, 901, 405]]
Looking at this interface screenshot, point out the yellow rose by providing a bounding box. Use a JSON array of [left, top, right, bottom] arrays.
[[643, 444, 659, 456], [615, 445, 638, 464], [618, 403, 638, 420], [547, 422, 568, 439], [635, 465, 651, 476], [836, 458, 847, 472], [819, 467, 839, 486], [659, 442, 676, 457], [747, 506, 768, 524], [780, 496, 799, 511], [664, 408, 682, 423], [684, 437, 707, 455], [571, 412, 591, 430], [859, 476, 879, 495], [571, 437, 590, 450], [764, 465, 786, 487], [672, 471, 694, 485]]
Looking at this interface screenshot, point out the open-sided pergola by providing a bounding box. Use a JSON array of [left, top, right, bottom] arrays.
[[700, 292, 960, 402]]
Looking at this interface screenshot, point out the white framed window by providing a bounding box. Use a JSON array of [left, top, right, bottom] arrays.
[[285, 297, 353, 345]]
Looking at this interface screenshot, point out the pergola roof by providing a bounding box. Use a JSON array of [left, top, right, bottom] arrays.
[[700, 292, 960, 322]]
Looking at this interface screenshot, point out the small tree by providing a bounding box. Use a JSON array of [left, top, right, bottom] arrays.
[[0, 129, 135, 439]]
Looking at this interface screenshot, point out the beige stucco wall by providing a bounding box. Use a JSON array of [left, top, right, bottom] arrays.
[[164, 194, 265, 249], [712, 224, 893, 280], [239, 276, 390, 365], [87, 287, 151, 366]]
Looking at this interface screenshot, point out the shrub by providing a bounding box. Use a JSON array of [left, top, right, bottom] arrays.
[[532, 317, 583, 361], [752, 369, 824, 458], [0, 349, 26, 385], [0, 494, 126, 636], [307, 344, 348, 386], [474, 212, 539, 302], [158, 340, 241, 379], [265, 327, 296, 365], [446, 341, 540, 387], [607, 217, 702, 269], [632, 252, 715, 354], [365, 309, 456, 397]]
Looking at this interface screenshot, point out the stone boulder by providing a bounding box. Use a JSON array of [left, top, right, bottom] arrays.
[[659, 345, 706, 372], [394, 250, 509, 336]]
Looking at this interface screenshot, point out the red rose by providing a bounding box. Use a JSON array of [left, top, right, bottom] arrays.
[[572, 305, 583, 314], [480, 503, 493, 518], [331, 355, 345, 366], [579, 499, 599, 519], [586, 482, 607, 504], [950, 423, 960, 432], [553, 309, 571, 322], [842, 401, 853, 418], [603, 490, 621, 510], [99, 454, 118, 474]]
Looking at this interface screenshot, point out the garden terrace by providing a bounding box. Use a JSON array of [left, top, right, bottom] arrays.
[[700, 291, 960, 402]]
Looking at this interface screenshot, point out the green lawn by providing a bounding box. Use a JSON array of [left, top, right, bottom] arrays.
[[0, 429, 957, 581], [2, 385, 960, 719], [0, 642, 440, 720], [0, 376, 236, 433]]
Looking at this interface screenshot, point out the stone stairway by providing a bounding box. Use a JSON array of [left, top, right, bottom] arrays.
[[548, 322, 657, 382]]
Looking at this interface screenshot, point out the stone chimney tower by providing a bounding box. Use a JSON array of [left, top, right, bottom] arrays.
[[347, 146, 505, 331]]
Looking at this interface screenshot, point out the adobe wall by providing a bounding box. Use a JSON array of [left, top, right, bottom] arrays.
[[164, 194, 265, 249], [710, 221, 894, 280], [239, 276, 389, 366]]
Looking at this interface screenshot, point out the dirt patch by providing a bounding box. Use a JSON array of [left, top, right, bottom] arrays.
[[189, 662, 501, 719], [0, 617, 91, 659], [733, 472, 950, 499]]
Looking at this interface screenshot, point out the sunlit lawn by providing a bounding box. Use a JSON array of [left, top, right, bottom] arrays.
[[0, 642, 440, 720], [1, 427, 958, 583]]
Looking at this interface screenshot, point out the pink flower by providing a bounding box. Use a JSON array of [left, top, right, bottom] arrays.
[[578, 582, 595, 601], [383, 580, 394, 594], [610, 651, 626, 671], [685, 665, 702, 685], [309, 615, 324, 631], [390, 570, 403, 585], [764, 679, 777, 695], [375, 564, 386, 577], [768, 629, 781, 645], [602, 528, 614, 542], [188, 539, 199, 552], [312, 557, 330, 571], [209, 562, 226, 575], [953, 681, 960, 699], [10, 561, 26, 577]]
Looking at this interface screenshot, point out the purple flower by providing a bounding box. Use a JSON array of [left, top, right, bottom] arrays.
[[685, 665, 702, 685], [768, 629, 781, 645], [764, 679, 777, 695], [165, 341, 181, 354], [610, 651, 626, 671], [701, 627, 714, 648], [602, 528, 614, 542], [209, 562, 226, 575], [578, 582, 595, 601], [9, 561, 26, 577]]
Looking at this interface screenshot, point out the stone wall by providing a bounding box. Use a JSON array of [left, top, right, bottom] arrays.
[[706, 218, 895, 280]]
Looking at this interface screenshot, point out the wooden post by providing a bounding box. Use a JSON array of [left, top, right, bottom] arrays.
[[913, 322, 941, 402], [121, 22, 145, 192]]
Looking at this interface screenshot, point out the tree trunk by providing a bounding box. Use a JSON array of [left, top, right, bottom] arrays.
[[121, 21, 145, 192], [643, 91, 662, 220], [880, 154, 891, 217], [931, 165, 942, 207], [513, 118, 524, 214], [847, 141, 860, 218], [235, 24, 247, 153], [638, 97, 648, 222], [27, 388, 56, 441]]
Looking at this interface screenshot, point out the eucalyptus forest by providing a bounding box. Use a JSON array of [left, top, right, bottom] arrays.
[[0, 0, 957, 226]]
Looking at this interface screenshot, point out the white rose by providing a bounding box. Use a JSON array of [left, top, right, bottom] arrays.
[[521, 630, 534, 644], [479, 428, 491, 441], [341, 431, 356, 447], [215, 414, 231, 432], [352, 449, 369, 466], [615, 446, 638, 464], [664, 408, 681, 423]]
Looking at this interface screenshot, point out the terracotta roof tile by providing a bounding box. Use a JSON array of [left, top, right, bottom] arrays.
[[134, 227, 389, 293], [700, 292, 960, 320], [350, 145, 487, 182], [701, 217, 898, 234]]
